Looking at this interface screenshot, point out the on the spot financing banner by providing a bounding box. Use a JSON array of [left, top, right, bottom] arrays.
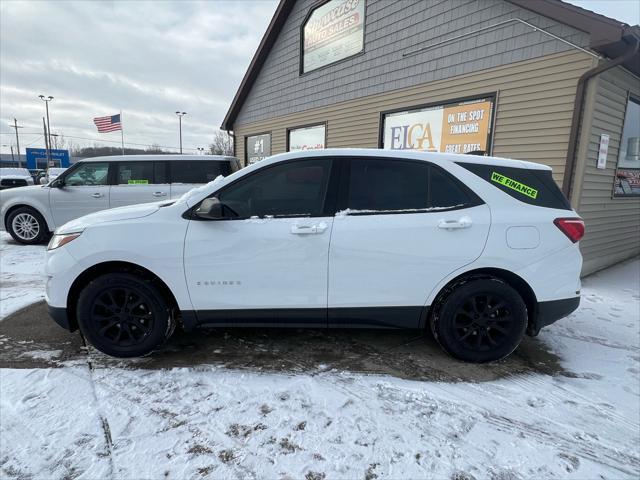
[[383, 99, 493, 154], [303, 0, 364, 73]]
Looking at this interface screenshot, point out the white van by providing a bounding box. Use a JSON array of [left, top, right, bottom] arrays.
[[0, 155, 241, 244]]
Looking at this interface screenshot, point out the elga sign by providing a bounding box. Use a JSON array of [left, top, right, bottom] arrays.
[[25, 148, 71, 169], [383, 98, 494, 155], [303, 0, 364, 73], [246, 134, 271, 165]]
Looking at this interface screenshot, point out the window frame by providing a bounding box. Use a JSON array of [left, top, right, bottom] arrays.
[[335, 156, 484, 215], [299, 0, 367, 76], [612, 93, 640, 198], [187, 157, 340, 221], [286, 122, 328, 152], [377, 93, 498, 155]]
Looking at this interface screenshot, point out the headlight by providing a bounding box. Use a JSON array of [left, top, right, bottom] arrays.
[[47, 232, 82, 250]]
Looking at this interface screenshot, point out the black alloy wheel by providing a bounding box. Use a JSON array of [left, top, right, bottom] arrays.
[[77, 273, 174, 357], [430, 277, 527, 363], [91, 287, 155, 347], [452, 293, 514, 351]]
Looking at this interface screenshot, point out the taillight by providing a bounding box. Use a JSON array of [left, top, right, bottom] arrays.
[[554, 218, 585, 243]]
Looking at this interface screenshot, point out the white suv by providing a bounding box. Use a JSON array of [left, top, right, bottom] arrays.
[[44, 149, 583, 362], [0, 155, 240, 244]]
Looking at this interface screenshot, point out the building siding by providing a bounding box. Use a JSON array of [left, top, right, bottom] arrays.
[[575, 66, 640, 275], [234, 0, 590, 126], [236, 50, 593, 186]]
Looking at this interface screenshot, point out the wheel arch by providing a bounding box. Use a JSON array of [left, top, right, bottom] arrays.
[[4, 203, 52, 232], [424, 267, 538, 335], [66, 261, 181, 332]]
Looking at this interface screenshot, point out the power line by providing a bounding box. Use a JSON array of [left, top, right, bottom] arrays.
[[1, 132, 200, 152]]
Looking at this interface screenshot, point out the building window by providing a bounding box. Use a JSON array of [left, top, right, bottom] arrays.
[[301, 0, 365, 74], [287, 124, 326, 152], [381, 96, 495, 155], [245, 133, 271, 165], [613, 97, 640, 197]]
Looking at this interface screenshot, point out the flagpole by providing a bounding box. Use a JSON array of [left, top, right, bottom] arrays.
[[120, 110, 125, 155]]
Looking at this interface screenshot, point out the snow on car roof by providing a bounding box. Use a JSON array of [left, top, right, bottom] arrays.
[[81, 154, 237, 162], [261, 149, 553, 171]]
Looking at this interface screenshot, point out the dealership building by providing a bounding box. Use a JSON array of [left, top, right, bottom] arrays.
[[222, 0, 640, 275]]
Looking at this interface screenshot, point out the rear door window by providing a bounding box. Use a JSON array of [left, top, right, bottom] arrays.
[[429, 166, 475, 209], [115, 162, 154, 185], [347, 159, 429, 211], [343, 158, 481, 213], [457, 162, 571, 210], [170, 161, 233, 184]]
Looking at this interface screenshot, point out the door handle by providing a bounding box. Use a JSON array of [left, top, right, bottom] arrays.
[[91, 192, 104, 198], [290, 221, 328, 235], [152, 191, 168, 197], [437, 217, 472, 230], [291, 224, 317, 235]]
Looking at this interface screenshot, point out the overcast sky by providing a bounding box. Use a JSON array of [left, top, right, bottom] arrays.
[[1, 0, 638, 156]]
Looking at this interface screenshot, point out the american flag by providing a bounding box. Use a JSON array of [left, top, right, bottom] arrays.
[[93, 113, 122, 133]]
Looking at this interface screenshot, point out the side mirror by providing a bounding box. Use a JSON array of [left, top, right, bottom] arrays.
[[194, 197, 225, 220], [39, 177, 48, 185]]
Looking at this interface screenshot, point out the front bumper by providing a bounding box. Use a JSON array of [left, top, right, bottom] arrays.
[[47, 304, 77, 332], [528, 296, 580, 336]]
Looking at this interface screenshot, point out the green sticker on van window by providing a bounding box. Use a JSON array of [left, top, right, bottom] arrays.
[[127, 179, 149, 185], [491, 172, 538, 199]]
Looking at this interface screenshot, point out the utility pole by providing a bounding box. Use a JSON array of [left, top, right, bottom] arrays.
[[175, 111, 187, 154], [10, 145, 15, 163], [43, 117, 52, 167], [9, 118, 23, 168]]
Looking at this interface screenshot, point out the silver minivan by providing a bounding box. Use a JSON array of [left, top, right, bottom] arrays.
[[0, 155, 241, 244]]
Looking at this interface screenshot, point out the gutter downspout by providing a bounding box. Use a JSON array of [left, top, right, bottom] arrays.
[[562, 35, 639, 199]]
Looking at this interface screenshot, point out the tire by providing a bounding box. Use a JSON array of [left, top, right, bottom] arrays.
[[6, 207, 49, 245], [76, 273, 175, 357], [430, 277, 527, 363]]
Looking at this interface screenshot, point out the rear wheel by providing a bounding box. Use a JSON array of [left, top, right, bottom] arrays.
[[430, 278, 527, 363], [77, 273, 175, 357], [6, 207, 49, 245]]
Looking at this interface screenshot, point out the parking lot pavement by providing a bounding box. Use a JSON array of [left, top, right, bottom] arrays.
[[1, 300, 565, 382], [1, 231, 638, 479]]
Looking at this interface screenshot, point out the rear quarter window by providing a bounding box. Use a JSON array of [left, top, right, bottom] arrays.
[[457, 162, 571, 210]]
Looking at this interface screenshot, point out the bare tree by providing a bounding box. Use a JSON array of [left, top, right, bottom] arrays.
[[50, 133, 66, 150], [209, 130, 233, 156]]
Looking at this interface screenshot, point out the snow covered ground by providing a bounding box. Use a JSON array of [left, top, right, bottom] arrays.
[[1, 231, 639, 479]]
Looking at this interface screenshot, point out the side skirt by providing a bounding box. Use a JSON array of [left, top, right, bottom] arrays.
[[188, 306, 428, 329]]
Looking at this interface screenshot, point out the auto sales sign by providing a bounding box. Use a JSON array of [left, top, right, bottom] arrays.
[[303, 0, 364, 73], [383, 98, 494, 155]]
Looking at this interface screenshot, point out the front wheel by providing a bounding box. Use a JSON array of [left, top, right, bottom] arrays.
[[430, 278, 527, 363], [77, 273, 175, 357], [6, 207, 49, 244]]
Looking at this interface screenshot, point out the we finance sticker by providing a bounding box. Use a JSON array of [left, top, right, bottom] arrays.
[[491, 172, 538, 199], [127, 179, 149, 185]]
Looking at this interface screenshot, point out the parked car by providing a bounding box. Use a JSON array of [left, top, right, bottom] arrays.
[[44, 149, 583, 362], [0, 167, 34, 190], [0, 155, 241, 244]]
